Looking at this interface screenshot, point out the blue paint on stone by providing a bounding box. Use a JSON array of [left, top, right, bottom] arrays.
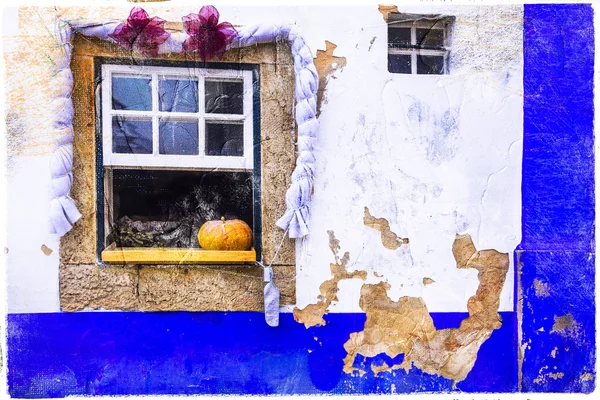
[[520, 4, 595, 393], [7, 312, 516, 397], [520, 251, 595, 393], [521, 4, 595, 252]]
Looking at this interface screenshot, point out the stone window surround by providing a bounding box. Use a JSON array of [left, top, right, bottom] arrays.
[[59, 32, 296, 312]]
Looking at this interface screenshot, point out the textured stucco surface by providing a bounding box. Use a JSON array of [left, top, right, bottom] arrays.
[[56, 17, 296, 311]]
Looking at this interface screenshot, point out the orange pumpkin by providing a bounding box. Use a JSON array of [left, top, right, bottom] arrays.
[[198, 217, 253, 251]]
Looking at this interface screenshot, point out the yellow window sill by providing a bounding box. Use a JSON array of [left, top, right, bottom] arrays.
[[101, 247, 257, 265]]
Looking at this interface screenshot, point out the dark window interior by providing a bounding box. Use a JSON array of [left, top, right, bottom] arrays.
[[388, 27, 411, 48], [388, 54, 412, 74], [107, 169, 253, 248], [417, 55, 445, 74], [387, 21, 448, 75]]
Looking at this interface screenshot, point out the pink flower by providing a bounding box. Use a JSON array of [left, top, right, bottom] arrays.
[[182, 6, 237, 61], [109, 7, 170, 57]]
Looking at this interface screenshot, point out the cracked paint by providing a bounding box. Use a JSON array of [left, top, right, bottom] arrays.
[[313, 40, 346, 117], [293, 231, 367, 328], [341, 232, 509, 384], [297, 209, 508, 385], [363, 207, 409, 250]]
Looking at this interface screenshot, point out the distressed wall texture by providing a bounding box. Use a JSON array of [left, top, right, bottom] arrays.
[[519, 4, 595, 393], [59, 29, 296, 311]]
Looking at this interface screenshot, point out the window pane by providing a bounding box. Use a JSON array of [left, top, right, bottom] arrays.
[[205, 81, 244, 114], [205, 123, 244, 157], [159, 79, 199, 113], [159, 120, 199, 155], [388, 54, 412, 74], [112, 117, 152, 154], [416, 28, 444, 49], [388, 27, 411, 48], [112, 76, 152, 111], [417, 55, 445, 74]]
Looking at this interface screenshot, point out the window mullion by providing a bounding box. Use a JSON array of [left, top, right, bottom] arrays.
[[411, 25, 417, 75], [151, 73, 159, 156], [198, 74, 206, 160]]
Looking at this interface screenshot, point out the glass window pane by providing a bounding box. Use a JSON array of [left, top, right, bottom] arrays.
[[388, 27, 411, 48], [159, 79, 199, 113], [112, 118, 153, 154], [205, 123, 244, 157], [416, 28, 444, 49], [159, 120, 199, 155], [388, 54, 412, 74], [417, 55, 445, 74], [112, 76, 152, 111], [205, 81, 244, 114]]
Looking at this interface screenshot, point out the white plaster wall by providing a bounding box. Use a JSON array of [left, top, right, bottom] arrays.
[[293, 5, 523, 313], [4, 3, 522, 313]]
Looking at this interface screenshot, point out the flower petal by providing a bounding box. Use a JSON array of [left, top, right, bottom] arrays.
[[127, 7, 151, 31], [109, 24, 137, 47], [199, 5, 220, 26], [182, 12, 202, 35]]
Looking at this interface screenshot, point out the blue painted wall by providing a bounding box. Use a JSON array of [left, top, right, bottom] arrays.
[[7, 312, 516, 397], [520, 3, 595, 393]]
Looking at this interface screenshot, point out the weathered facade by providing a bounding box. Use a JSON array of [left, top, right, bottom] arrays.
[[3, 2, 596, 396]]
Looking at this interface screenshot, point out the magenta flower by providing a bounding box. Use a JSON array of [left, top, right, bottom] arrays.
[[182, 6, 237, 61], [109, 7, 170, 57]]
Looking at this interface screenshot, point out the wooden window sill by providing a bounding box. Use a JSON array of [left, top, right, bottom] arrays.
[[101, 247, 257, 265]]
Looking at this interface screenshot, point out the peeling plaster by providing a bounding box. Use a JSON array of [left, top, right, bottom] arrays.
[[422, 277, 435, 286], [293, 231, 367, 328], [533, 278, 550, 298], [550, 314, 583, 341], [341, 232, 509, 384], [363, 207, 409, 250], [297, 211, 508, 384], [313, 40, 346, 117], [41, 245, 53, 256]]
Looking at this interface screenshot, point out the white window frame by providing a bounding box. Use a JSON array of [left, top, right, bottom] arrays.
[[101, 64, 254, 171], [388, 20, 449, 75]]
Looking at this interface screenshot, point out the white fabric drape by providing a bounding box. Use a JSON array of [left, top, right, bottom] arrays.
[[50, 20, 317, 239]]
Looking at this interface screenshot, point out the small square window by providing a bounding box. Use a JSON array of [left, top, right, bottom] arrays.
[[387, 13, 453, 75], [100, 63, 258, 264]]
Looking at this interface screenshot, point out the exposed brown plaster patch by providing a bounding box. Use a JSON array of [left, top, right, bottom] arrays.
[[378, 4, 399, 22], [533, 278, 550, 298], [452, 233, 477, 269], [374, 272, 383, 278], [422, 277, 435, 286], [313, 41, 346, 117], [550, 347, 558, 358], [364, 207, 409, 250], [341, 233, 509, 384], [551, 313, 583, 340], [371, 361, 391, 378], [343, 282, 436, 376], [41, 245, 53, 256], [293, 231, 367, 328], [580, 372, 594, 381], [548, 372, 564, 380]]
